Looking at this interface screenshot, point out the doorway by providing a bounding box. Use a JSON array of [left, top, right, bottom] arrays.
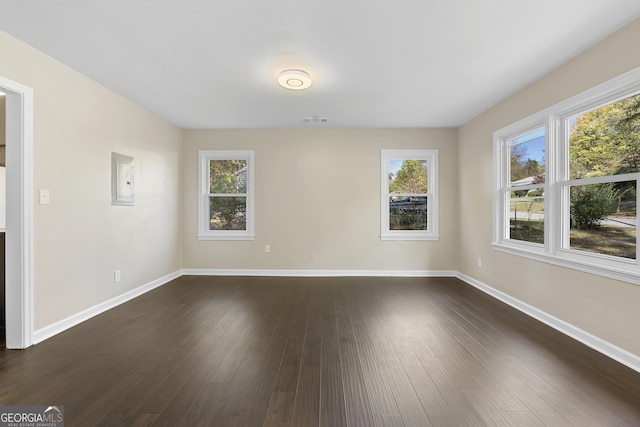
[[0, 75, 34, 349], [0, 93, 5, 345]]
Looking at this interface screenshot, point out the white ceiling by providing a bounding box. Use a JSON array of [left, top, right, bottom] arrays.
[[1, 1, 639, 129]]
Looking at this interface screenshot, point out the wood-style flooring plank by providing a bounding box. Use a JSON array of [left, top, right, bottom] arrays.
[[263, 284, 311, 426], [334, 297, 377, 427], [290, 282, 322, 427], [318, 284, 347, 427], [210, 280, 301, 427], [344, 288, 402, 423], [344, 282, 434, 427]]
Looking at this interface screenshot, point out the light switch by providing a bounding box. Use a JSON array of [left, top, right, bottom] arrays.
[[39, 189, 50, 205]]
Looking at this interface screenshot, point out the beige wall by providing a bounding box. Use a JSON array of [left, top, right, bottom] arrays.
[[457, 19, 640, 355], [2, 15, 639, 361], [0, 31, 183, 329], [183, 128, 459, 272]]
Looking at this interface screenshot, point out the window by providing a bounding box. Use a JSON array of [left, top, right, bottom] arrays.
[[381, 149, 438, 240], [494, 69, 640, 283], [198, 150, 255, 240], [507, 128, 546, 245]]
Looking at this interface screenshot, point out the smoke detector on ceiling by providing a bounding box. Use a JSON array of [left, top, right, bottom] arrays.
[[278, 69, 312, 90]]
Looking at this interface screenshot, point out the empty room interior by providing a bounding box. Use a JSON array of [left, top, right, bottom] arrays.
[[1, 1, 640, 426]]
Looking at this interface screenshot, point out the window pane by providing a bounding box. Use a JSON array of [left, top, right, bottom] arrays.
[[569, 94, 640, 179], [209, 196, 247, 231], [388, 159, 428, 194], [509, 129, 545, 185], [210, 160, 248, 193], [569, 181, 636, 259], [389, 196, 427, 230], [509, 191, 545, 244]]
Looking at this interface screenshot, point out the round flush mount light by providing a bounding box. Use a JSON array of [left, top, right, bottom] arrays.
[[277, 69, 312, 90]]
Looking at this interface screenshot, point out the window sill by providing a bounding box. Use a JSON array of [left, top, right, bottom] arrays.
[[198, 234, 255, 241], [492, 242, 640, 286], [381, 234, 439, 241]]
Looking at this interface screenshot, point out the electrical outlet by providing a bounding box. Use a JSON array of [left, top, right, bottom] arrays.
[[477, 257, 482, 268], [309, 251, 316, 260], [265, 244, 271, 253], [114, 270, 121, 283], [39, 189, 50, 205]]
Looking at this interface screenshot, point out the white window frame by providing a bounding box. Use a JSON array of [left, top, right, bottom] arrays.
[[198, 150, 255, 240], [381, 149, 439, 241], [493, 68, 640, 285]]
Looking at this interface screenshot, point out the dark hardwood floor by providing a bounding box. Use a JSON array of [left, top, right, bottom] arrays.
[[1, 276, 640, 426]]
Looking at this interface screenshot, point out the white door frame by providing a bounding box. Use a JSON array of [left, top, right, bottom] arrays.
[[1, 75, 34, 349]]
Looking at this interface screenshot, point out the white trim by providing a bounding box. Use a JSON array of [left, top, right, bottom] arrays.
[[380, 234, 440, 241], [380, 149, 439, 241], [553, 68, 640, 118], [561, 172, 640, 187], [197, 234, 255, 241], [183, 268, 457, 277], [197, 150, 255, 241], [21, 267, 640, 374], [493, 68, 640, 285], [456, 272, 640, 374], [493, 243, 640, 285], [0, 75, 34, 349], [32, 270, 183, 344], [494, 68, 640, 139]]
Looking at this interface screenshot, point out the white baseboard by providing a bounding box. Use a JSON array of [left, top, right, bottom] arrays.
[[32, 269, 183, 344], [27, 269, 452, 345], [29, 267, 640, 375], [182, 268, 458, 277], [456, 272, 640, 374]]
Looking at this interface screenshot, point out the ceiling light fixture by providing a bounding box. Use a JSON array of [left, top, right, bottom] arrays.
[[277, 69, 312, 90]]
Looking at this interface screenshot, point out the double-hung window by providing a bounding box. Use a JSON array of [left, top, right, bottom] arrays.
[[381, 149, 439, 240], [198, 150, 255, 240], [494, 69, 640, 283], [497, 126, 547, 246]]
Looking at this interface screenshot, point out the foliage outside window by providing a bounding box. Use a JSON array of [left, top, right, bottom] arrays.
[[508, 129, 546, 245], [198, 150, 255, 240], [494, 69, 640, 284], [566, 94, 638, 259], [381, 149, 438, 240]]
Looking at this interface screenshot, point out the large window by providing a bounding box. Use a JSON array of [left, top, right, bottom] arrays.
[[198, 150, 255, 240], [381, 149, 438, 240], [494, 69, 640, 283]]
